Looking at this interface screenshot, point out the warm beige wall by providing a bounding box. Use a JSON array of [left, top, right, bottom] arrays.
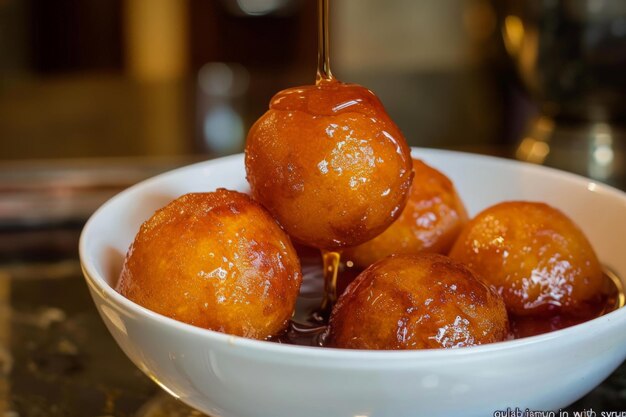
[[333, 0, 479, 73], [124, 0, 189, 81]]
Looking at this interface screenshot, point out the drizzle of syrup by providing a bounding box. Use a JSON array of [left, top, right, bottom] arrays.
[[314, 250, 341, 322], [316, 0, 332, 84], [308, 0, 343, 321], [269, 81, 390, 119]]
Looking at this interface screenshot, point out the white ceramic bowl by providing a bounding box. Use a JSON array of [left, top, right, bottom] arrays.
[[80, 149, 626, 417]]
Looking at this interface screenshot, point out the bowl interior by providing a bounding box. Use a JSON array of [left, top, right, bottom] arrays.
[[78, 150, 626, 417]]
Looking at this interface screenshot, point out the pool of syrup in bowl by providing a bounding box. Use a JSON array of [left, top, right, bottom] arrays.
[[269, 246, 625, 348], [508, 268, 624, 339]]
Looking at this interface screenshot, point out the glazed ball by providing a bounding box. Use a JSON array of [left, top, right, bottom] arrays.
[[245, 80, 413, 249], [449, 201, 603, 316], [116, 189, 302, 339], [328, 254, 508, 350], [343, 159, 468, 268]]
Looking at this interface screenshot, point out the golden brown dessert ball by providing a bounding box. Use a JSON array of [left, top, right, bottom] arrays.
[[116, 189, 302, 339], [328, 254, 508, 350], [245, 80, 413, 250], [343, 159, 468, 268], [449, 201, 603, 316]]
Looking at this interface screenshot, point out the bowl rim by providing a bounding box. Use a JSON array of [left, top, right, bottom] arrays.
[[79, 148, 626, 361]]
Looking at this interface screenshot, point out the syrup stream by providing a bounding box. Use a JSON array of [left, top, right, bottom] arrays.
[[316, 0, 334, 84], [313, 0, 340, 321], [315, 250, 341, 321]]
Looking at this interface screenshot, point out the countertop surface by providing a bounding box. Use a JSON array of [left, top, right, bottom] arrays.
[[3, 227, 626, 417]]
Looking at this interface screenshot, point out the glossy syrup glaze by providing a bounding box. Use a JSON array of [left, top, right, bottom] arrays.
[[270, 81, 394, 118]]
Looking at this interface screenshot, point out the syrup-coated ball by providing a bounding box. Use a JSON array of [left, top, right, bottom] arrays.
[[449, 201, 603, 316], [328, 254, 508, 350], [116, 189, 302, 339], [245, 80, 413, 249]]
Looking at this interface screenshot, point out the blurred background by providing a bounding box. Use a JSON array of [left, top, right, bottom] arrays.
[[0, 0, 523, 162], [2, 0, 625, 172], [0, 1, 625, 416], [3, 0, 546, 230]]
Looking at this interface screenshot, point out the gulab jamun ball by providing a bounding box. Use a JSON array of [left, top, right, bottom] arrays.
[[245, 80, 413, 249], [449, 201, 603, 316], [328, 254, 508, 350], [343, 158, 468, 268], [116, 189, 302, 339]]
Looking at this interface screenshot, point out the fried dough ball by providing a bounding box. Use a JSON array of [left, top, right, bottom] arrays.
[[343, 159, 468, 268], [116, 189, 302, 339], [449, 202, 603, 316], [328, 254, 508, 350], [245, 80, 413, 249]]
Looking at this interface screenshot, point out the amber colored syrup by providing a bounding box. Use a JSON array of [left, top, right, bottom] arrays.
[[316, 0, 333, 84], [269, 247, 625, 347], [269, 0, 391, 119], [314, 250, 341, 322], [311, 0, 341, 323], [508, 269, 624, 339]]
